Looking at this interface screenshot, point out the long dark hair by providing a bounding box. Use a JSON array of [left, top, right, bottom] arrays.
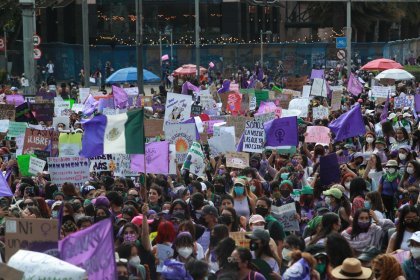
[[393, 205, 419, 251], [309, 213, 340, 245], [372, 154, 383, 172], [235, 247, 259, 271], [221, 207, 241, 232], [351, 208, 371, 240], [349, 177, 368, 202], [326, 233, 354, 268]]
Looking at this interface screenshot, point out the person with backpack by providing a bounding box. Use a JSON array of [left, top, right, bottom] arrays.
[[230, 247, 267, 280], [378, 160, 403, 220]]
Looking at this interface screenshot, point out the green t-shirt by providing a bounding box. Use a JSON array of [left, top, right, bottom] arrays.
[[265, 214, 286, 242]]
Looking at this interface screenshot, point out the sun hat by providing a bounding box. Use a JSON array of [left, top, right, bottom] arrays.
[[323, 188, 343, 199], [385, 160, 398, 167], [331, 258, 372, 279], [249, 214, 266, 225], [387, 112, 396, 120]]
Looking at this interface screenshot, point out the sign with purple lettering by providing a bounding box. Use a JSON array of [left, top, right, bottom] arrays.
[[59, 218, 116, 280]]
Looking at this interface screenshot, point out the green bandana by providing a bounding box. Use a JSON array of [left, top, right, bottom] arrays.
[[386, 171, 399, 182]]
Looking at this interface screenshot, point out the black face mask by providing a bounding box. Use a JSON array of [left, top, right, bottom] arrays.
[[404, 220, 419, 230], [214, 184, 225, 194], [218, 214, 233, 226], [255, 207, 268, 217], [94, 215, 107, 223], [250, 240, 259, 251], [280, 190, 291, 198]]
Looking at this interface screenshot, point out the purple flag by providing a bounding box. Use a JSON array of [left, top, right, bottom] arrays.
[[82, 95, 99, 116], [264, 116, 298, 147], [131, 141, 169, 173], [59, 218, 116, 280], [80, 114, 107, 158], [236, 133, 244, 152], [6, 94, 25, 107], [320, 153, 341, 188], [310, 69, 324, 79], [218, 80, 231, 94], [182, 82, 200, 94], [98, 97, 115, 112], [0, 172, 13, 197], [328, 104, 366, 141], [112, 85, 128, 109], [415, 94, 420, 113], [347, 73, 364, 96], [380, 94, 390, 123]]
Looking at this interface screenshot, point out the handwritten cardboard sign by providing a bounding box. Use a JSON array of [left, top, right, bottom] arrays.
[[47, 156, 90, 187], [271, 203, 299, 231], [5, 218, 58, 261], [305, 126, 330, 144], [226, 152, 249, 169], [29, 156, 46, 175], [227, 116, 253, 139], [285, 76, 307, 91], [144, 119, 164, 137], [0, 104, 16, 120], [243, 121, 264, 153]]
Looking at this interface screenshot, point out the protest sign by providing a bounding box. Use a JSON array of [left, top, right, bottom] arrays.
[[182, 141, 205, 176], [169, 144, 177, 175], [71, 103, 84, 113], [34, 150, 51, 162], [288, 98, 310, 118], [285, 75, 307, 91], [131, 141, 170, 174], [0, 104, 16, 120], [0, 120, 9, 133], [23, 128, 59, 156], [243, 121, 265, 153], [257, 101, 277, 114], [144, 119, 164, 137], [213, 122, 226, 136], [165, 123, 196, 162], [0, 263, 24, 280], [164, 92, 193, 126], [29, 156, 46, 175], [281, 109, 302, 118], [58, 133, 82, 157], [15, 135, 24, 156], [229, 232, 250, 249], [54, 100, 71, 116], [47, 156, 90, 187], [305, 126, 330, 144], [8, 250, 86, 280], [394, 96, 413, 109], [226, 152, 249, 169], [89, 154, 114, 172], [282, 89, 301, 97], [320, 153, 341, 186], [271, 203, 300, 231], [227, 93, 242, 113], [31, 103, 54, 122], [191, 104, 203, 116], [204, 119, 225, 134], [124, 87, 139, 96], [52, 116, 70, 130], [200, 93, 217, 111], [302, 85, 311, 98], [311, 78, 328, 97], [226, 116, 253, 139], [78, 88, 90, 103], [208, 134, 236, 156], [5, 218, 58, 261], [112, 154, 138, 177], [254, 90, 269, 106], [7, 121, 28, 137], [331, 90, 342, 111], [59, 218, 116, 280], [254, 112, 275, 125], [264, 117, 298, 147], [313, 106, 329, 120], [371, 86, 391, 98], [220, 126, 236, 141], [17, 154, 36, 177], [278, 93, 293, 109], [249, 95, 257, 111], [156, 244, 175, 272], [15, 102, 37, 124]]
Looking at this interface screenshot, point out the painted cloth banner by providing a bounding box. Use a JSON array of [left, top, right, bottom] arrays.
[[182, 142, 205, 176], [47, 157, 90, 188], [164, 93, 192, 126], [165, 123, 196, 162], [264, 116, 298, 147], [243, 121, 265, 153], [131, 141, 170, 174], [59, 218, 116, 280]]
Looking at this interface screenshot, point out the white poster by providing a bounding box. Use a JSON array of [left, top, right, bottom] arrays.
[[168, 144, 177, 175], [271, 203, 300, 231], [288, 98, 310, 117], [371, 86, 391, 98], [208, 134, 236, 156], [112, 154, 139, 177], [79, 88, 90, 103], [47, 157, 90, 188], [243, 121, 264, 153], [164, 93, 193, 126], [302, 85, 311, 98], [54, 101, 71, 116], [313, 106, 329, 120], [311, 78, 328, 97], [28, 157, 46, 175]]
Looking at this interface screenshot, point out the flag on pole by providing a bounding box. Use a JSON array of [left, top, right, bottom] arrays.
[[112, 85, 128, 109], [347, 72, 364, 96], [80, 110, 145, 158], [181, 82, 200, 94], [0, 172, 13, 197], [328, 104, 366, 141], [131, 141, 170, 174]]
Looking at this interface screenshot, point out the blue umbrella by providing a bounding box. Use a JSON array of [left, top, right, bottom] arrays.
[[105, 67, 161, 83]]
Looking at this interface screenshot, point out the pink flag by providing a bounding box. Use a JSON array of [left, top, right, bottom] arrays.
[[161, 54, 169, 61], [347, 73, 364, 96], [112, 85, 128, 109], [209, 62, 215, 68], [131, 141, 169, 174]]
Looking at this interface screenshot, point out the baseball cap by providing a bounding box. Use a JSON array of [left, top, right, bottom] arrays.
[[323, 188, 343, 199], [408, 231, 420, 243], [233, 178, 246, 186], [246, 228, 270, 243], [301, 185, 314, 195], [358, 246, 381, 262], [388, 112, 396, 120], [202, 205, 219, 217], [92, 196, 110, 208], [81, 185, 96, 196], [352, 152, 364, 160], [249, 214, 266, 225], [10, 87, 18, 91]]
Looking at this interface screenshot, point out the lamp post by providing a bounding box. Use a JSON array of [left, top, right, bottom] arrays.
[[159, 31, 162, 78], [135, 0, 144, 94], [260, 30, 272, 68], [195, 0, 200, 78], [82, 0, 90, 88]]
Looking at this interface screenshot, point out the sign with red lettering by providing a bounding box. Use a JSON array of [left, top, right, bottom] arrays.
[[47, 157, 90, 188], [22, 128, 59, 156]]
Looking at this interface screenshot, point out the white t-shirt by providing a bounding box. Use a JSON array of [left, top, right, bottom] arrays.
[[391, 230, 413, 251], [196, 242, 204, 260], [47, 63, 54, 73]]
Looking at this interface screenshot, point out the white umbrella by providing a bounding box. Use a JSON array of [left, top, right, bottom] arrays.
[[375, 69, 414, 81]]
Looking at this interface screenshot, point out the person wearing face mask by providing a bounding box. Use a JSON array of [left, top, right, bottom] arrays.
[[341, 208, 390, 254], [391, 127, 411, 151], [402, 231, 420, 279], [280, 234, 306, 274], [399, 160, 420, 191], [397, 146, 412, 175], [363, 132, 376, 153], [362, 154, 384, 192], [322, 188, 351, 231], [364, 191, 386, 221], [299, 186, 315, 229], [341, 173, 356, 198], [378, 160, 402, 220], [171, 232, 196, 263], [117, 243, 147, 280], [231, 177, 255, 221], [230, 247, 267, 280]]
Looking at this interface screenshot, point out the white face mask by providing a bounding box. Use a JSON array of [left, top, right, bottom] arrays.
[[366, 137, 374, 144], [387, 168, 396, 174], [252, 225, 265, 232], [410, 247, 420, 259], [74, 213, 85, 221], [325, 196, 331, 206], [282, 248, 291, 261], [399, 153, 407, 161], [129, 256, 141, 266], [344, 182, 351, 189], [407, 167, 415, 175], [177, 247, 193, 259]]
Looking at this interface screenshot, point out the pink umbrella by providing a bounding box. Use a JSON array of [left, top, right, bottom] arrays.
[[360, 58, 403, 71], [173, 64, 207, 76]]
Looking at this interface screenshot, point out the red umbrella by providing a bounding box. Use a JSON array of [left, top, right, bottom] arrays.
[[360, 58, 403, 71], [173, 64, 207, 76]]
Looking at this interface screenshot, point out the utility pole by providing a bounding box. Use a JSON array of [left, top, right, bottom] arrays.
[[346, 0, 352, 76], [170, 30, 173, 72], [260, 30, 263, 67], [159, 31, 162, 79], [136, 0, 144, 94], [3, 29, 7, 74], [195, 0, 200, 78], [82, 0, 90, 87], [19, 0, 36, 95]]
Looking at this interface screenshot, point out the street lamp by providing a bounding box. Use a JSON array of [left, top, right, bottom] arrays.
[[260, 30, 272, 68]]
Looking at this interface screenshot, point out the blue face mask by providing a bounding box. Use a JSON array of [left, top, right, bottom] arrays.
[[234, 186, 244, 196], [280, 173, 289, 180], [364, 201, 371, 210]]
